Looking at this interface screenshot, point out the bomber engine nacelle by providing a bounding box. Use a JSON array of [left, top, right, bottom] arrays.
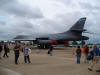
[[37, 40, 58, 49]]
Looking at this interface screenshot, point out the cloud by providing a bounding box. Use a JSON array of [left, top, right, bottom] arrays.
[[0, 0, 100, 43], [0, 0, 44, 40], [0, 0, 43, 19], [0, 20, 6, 26]]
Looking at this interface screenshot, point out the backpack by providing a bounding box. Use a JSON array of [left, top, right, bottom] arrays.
[[77, 49, 81, 56], [86, 48, 89, 53], [77, 49, 81, 54]]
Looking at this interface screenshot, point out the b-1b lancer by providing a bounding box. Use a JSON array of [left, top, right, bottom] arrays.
[[13, 17, 89, 48]]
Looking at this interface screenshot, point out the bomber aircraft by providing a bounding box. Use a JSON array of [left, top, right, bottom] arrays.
[[13, 17, 89, 48]]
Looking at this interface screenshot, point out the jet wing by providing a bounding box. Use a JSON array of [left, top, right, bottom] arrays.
[[13, 33, 68, 41], [13, 34, 51, 41], [13, 35, 36, 41]]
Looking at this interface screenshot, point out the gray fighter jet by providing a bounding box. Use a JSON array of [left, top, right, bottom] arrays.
[[13, 17, 89, 48]]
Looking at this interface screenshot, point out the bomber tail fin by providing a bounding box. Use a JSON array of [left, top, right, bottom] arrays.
[[69, 17, 86, 32]]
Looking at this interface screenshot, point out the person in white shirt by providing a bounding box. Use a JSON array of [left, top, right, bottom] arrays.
[[23, 43, 31, 63]]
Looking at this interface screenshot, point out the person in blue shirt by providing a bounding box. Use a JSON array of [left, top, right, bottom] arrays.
[[95, 46, 100, 72], [93, 45, 99, 56], [88, 44, 100, 71]]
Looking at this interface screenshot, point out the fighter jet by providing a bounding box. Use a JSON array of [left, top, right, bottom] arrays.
[[13, 17, 89, 48]]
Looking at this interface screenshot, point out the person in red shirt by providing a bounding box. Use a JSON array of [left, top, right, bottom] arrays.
[[76, 46, 82, 64], [83, 45, 89, 63]]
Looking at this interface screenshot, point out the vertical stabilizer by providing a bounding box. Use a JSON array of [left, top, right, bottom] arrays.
[[70, 17, 86, 31]]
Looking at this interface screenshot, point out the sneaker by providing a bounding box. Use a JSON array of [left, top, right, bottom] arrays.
[[88, 68, 92, 71], [28, 61, 31, 63], [15, 62, 18, 65], [96, 70, 100, 72]]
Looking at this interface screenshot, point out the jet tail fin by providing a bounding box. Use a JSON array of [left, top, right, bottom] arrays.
[[69, 17, 86, 32]]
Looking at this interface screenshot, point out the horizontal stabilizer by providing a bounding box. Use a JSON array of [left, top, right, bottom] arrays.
[[71, 29, 87, 32]]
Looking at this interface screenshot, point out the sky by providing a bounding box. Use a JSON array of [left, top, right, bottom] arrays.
[[0, 0, 100, 43]]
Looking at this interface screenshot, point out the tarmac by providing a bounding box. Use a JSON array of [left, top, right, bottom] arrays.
[[0, 45, 99, 75]]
